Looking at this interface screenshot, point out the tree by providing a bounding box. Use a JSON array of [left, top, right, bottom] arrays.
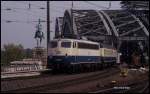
[[24, 48, 33, 58], [1, 50, 7, 65], [1, 43, 25, 65]]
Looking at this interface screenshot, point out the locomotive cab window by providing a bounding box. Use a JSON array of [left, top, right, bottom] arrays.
[[50, 41, 58, 48], [61, 41, 71, 48]]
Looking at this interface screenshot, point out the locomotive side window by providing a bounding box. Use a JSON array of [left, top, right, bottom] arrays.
[[61, 42, 71, 48], [78, 42, 99, 50], [50, 41, 57, 48]]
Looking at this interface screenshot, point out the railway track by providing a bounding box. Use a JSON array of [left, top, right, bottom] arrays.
[[90, 76, 149, 93], [2, 67, 120, 93], [125, 79, 149, 93], [112, 79, 149, 93]]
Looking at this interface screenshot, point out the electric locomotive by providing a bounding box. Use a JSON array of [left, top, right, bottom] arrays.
[[47, 38, 118, 73]]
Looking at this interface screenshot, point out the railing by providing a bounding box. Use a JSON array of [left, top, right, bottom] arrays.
[[1, 64, 43, 74]]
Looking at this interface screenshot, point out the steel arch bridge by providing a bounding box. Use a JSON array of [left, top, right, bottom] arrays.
[[55, 9, 149, 64]]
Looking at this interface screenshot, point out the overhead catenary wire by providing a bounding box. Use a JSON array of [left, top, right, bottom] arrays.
[[30, 3, 46, 9], [2, 7, 45, 14], [2, 6, 61, 15], [2, 7, 46, 18], [2, 19, 47, 24], [2, 1, 47, 18], [1, 1, 46, 14], [1, 2, 74, 27], [13, 1, 46, 9], [2, 2, 46, 11], [2, 7, 46, 10], [1, 2, 47, 25]]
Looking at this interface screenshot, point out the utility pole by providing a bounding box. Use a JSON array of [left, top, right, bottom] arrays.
[[47, 1, 50, 47], [71, 1, 73, 38], [72, 1, 73, 9], [47, 1, 50, 68], [108, 1, 111, 9]]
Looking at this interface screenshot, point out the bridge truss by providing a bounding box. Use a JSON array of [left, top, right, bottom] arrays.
[[55, 9, 149, 64]]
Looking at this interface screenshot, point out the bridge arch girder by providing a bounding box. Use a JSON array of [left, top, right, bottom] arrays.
[[60, 9, 149, 48]]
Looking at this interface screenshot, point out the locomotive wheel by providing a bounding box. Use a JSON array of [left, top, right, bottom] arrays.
[[52, 63, 58, 74], [90, 64, 93, 72], [92, 64, 94, 71], [80, 64, 83, 72], [72, 65, 75, 73], [95, 63, 98, 70], [107, 63, 110, 67], [86, 64, 89, 72], [98, 63, 101, 70], [76, 64, 80, 73], [64, 64, 68, 73], [67, 65, 72, 74]]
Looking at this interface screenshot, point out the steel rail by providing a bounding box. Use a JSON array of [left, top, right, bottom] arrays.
[[3, 68, 119, 93]]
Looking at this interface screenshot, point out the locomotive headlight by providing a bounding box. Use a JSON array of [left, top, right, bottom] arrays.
[[65, 53, 68, 56], [65, 53, 68, 58]]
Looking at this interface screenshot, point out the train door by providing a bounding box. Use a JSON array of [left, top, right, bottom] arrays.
[[71, 41, 79, 73], [73, 42, 78, 63]]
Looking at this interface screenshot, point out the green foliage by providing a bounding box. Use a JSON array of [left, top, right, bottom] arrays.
[[24, 48, 33, 58], [1, 50, 8, 65], [1, 43, 26, 65]]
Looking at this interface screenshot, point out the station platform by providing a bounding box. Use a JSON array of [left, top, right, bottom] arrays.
[[1, 69, 51, 79]]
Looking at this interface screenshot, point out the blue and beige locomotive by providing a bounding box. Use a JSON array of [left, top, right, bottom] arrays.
[[47, 38, 118, 73]]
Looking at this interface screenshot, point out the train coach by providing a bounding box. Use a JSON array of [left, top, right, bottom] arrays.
[[47, 38, 118, 73]]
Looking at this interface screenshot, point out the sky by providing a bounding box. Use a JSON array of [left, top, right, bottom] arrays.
[[1, 1, 121, 49]]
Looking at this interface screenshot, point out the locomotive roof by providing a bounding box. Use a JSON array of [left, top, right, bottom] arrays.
[[52, 38, 99, 44]]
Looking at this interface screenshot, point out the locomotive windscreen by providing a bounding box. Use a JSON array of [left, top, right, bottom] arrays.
[[61, 42, 71, 48], [50, 41, 58, 48]]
